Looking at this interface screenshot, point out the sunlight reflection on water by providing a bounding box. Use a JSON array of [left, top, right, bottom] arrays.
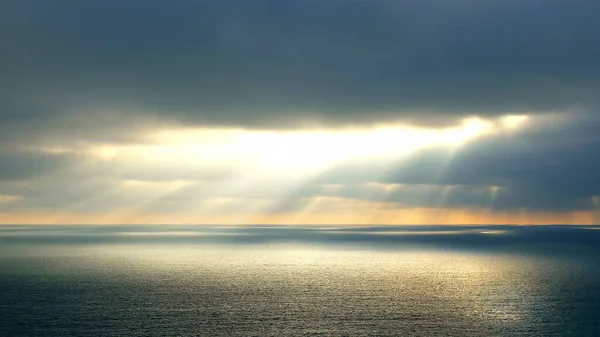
[[0, 226, 599, 336]]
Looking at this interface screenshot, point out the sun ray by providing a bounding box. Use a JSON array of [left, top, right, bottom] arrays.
[[592, 196, 600, 224], [21, 114, 535, 225], [489, 185, 501, 211], [437, 185, 457, 208]]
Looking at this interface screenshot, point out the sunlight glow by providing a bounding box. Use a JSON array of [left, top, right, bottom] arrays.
[[120, 179, 192, 189], [500, 115, 530, 129], [81, 115, 526, 173], [0, 195, 21, 204]]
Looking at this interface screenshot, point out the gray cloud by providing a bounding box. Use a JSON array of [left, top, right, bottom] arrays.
[[0, 150, 79, 182], [2, 0, 600, 131]]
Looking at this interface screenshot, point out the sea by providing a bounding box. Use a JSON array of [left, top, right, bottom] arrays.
[[1, 225, 599, 336]]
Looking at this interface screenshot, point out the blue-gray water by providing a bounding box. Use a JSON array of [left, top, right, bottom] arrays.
[[1, 225, 599, 336]]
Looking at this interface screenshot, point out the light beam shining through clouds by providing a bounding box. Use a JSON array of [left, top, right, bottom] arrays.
[[1, 0, 599, 226], [21, 115, 530, 224], [3, 108, 599, 225]]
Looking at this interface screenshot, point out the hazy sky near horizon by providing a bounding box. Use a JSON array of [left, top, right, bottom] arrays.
[[1, 0, 600, 224]]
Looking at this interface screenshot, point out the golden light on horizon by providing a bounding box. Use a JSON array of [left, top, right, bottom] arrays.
[[0, 193, 598, 227]]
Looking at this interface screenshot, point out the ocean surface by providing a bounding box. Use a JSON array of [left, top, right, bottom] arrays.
[[1, 225, 599, 336]]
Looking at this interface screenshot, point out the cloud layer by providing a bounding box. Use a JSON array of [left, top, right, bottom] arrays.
[[3, 0, 600, 130], [1, 1, 600, 223]]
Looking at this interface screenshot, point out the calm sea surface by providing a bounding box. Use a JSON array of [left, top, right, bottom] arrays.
[[1, 225, 599, 336]]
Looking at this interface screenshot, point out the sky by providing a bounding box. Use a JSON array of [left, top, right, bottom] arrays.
[[1, 0, 600, 225]]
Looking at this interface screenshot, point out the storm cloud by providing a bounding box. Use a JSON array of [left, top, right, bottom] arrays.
[[2, 0, 600, 129]]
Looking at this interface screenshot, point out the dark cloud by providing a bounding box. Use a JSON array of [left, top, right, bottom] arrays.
[[288, 113, 600, 211], [2, 0, 600, 129], [0, 150, 79, 182]]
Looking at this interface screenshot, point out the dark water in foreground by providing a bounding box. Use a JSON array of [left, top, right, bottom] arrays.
[[1, 225, 599, 336]]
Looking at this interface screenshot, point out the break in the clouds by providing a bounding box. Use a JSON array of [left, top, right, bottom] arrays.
[[1, 0, 600, 224]]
